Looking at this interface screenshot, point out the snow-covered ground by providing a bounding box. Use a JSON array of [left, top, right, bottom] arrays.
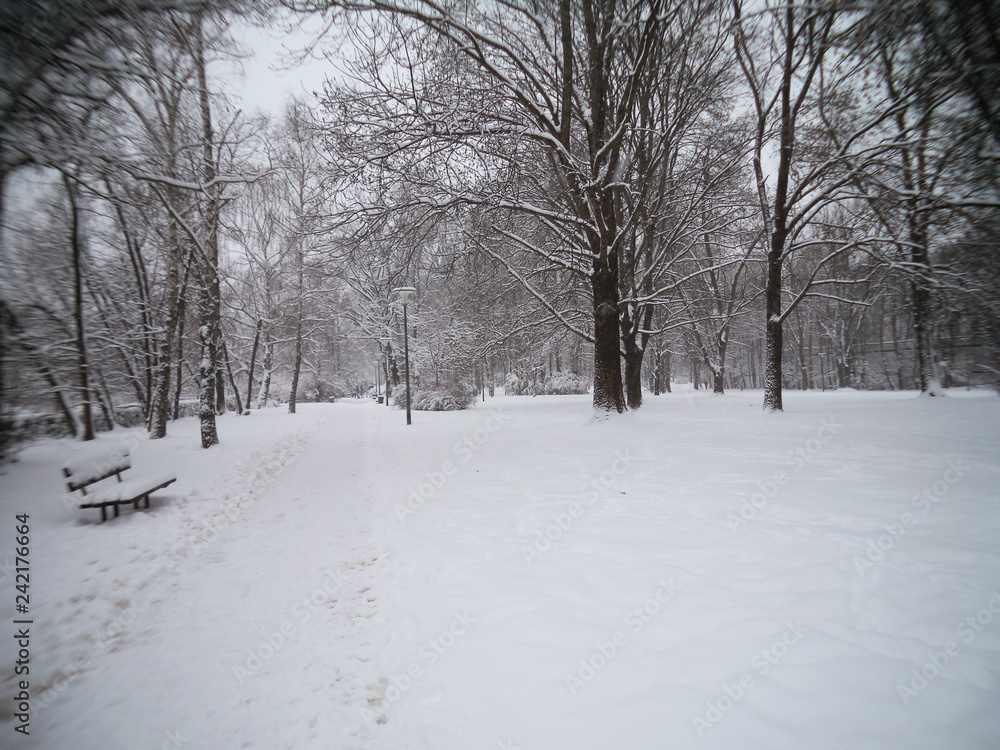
[[2, 389, 999, 749]]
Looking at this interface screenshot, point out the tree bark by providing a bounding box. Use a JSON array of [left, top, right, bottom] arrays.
[[383, 342, 392, 400], [288, 312, 303, 414], [172, 299, 186, 421], [194, 9, 219, 448], [256, 334, 273, 408], [245, 318, 262, 411], [222, 339, 243, 415], [592, 263, 625, 412], [711, 331, 728, 395], [215, 362, 226, 415], [624, 345, 643, 409], [65, 173, 94, 441], [39, 362, 79, 438]]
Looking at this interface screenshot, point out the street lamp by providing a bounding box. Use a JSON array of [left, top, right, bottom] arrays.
[[379, 336, 391, 408], [392, 287, 417, 425]]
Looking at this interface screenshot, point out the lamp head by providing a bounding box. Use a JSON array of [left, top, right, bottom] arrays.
[[392, 286, 417, 304]]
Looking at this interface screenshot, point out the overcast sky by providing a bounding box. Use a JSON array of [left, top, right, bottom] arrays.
[[224, 13, 335, 117]]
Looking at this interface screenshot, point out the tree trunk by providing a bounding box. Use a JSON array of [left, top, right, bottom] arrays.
[[910, 218, 941, 394], [383, 342, 392, 400], [714, 327, 730, 395], [222, 339, 243, 415], [108, 186, 155, 417], [215, 364, 226, 415], [651, 347, 661, 395], [93, 364, 116, 431], [39, 362, 79, 438], [65, 173, 94, 441], [763, 231, 784, 410], [389, 350, 400, 387], [172, 308, 185, 420], [172, 253, 192, 422], [623, 345, 643, 409], [196, 282, 220, 447], [288, 312, 303, 414], [621, 301, 652, 409], [149, 270, 180, 436], [911, 277, 939, 394], [256, 335, 273, 409], [245, 318, 262, 411], [194, 9, 219, 448], [148, 164, 190, 433], [592, 263, 625, 412]]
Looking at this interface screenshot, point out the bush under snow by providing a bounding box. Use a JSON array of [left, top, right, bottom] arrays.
[[505, 371, 590, 396], [393, 383, 477, 411]]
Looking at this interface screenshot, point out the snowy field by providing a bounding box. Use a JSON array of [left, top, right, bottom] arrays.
[[2, 389, 1000, 749]]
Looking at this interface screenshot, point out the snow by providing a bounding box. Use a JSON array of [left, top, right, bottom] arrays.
[[61, 450, 131, 480], [60, 449, 132, 488], [2, 390, 999, 749], [80, 472, 177, 506]]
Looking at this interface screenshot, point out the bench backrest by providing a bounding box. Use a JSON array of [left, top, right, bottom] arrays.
[[63, 449, 132, 493]]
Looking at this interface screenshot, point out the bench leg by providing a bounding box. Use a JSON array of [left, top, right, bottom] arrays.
[[134, 497, 140, 510], [145, 495, 150, 509], [114, 503, 120, 518], [100, 506, 107, 523]]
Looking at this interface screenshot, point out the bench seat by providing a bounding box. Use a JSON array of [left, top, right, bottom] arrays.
[[81, 471, 177, 506]]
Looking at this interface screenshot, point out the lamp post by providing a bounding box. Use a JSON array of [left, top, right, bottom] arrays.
[[392, 287, 417, 424], [379, 336, 391, 408]]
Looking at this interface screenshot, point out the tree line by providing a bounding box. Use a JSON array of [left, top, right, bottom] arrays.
[[1, 0, 997, 452]]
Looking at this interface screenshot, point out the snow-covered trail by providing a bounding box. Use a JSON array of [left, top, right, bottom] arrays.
[[5, 391, 999, 749], [29, 402, 391, 749]]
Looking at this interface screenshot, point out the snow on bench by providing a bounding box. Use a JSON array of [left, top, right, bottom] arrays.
[[63, 448, 176, 523]]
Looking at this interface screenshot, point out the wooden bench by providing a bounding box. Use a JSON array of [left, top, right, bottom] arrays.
[[63, 448, 176, 522]]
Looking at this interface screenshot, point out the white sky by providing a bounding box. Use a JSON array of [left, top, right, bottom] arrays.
[[222, 12, 337, 117], [1, 15, 336, 233]]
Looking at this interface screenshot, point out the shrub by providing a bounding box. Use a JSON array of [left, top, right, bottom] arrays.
[[543, 371, 590, 395], [393, 383, 476, 411], [505, 372, 529, 395], [504, 371, 589, 396]]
